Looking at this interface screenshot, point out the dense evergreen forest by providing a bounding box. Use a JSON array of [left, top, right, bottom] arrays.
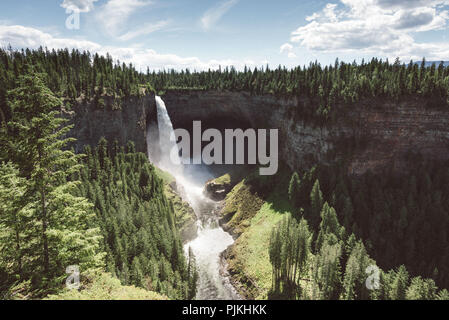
[[76, 139, 197, 299], [0, 71, 197, 299], [268, 161, 449, 300], [1, 47, 449, 124]]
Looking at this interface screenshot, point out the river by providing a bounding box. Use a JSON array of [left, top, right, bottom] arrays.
[[149, 96, 240, 300]]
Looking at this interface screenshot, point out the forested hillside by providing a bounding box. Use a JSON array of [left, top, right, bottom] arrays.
[[76, 139, 197, 299], [216, 163, 449, 300], [0, 72, 196, 299], [269, 160, 449, 299]]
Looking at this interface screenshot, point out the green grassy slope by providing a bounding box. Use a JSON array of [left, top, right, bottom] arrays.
[[46, 271, 167, 300], [219, 169, 294, 299]]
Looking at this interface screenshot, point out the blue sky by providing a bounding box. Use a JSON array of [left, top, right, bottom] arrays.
[[1, 0, 449, 70]]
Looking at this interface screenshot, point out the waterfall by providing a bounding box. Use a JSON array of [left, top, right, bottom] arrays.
[[149, 96, 241, 300], [155, 96, 183, 176]]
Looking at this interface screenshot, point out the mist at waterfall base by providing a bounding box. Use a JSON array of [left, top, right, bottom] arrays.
[[149, 96, 240, 300]]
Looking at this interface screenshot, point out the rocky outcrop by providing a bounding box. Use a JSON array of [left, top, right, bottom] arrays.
[[203, 173, 234, 201], [204, 180, 229, 201]]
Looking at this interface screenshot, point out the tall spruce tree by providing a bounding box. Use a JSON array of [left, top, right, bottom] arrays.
[[0, 163, 33, 281], [288, 172, 301, 209], [2, 73, 103, 288]]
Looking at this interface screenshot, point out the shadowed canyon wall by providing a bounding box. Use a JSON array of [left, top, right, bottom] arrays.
[[163, 90, 449, 174], [67, 91, 449, 175]]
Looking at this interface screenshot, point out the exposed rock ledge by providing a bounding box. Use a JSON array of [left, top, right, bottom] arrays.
[[203, 180, 232, 201]]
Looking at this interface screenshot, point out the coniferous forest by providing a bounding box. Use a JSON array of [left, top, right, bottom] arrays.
[[1, 47, 449, 301], [269, 162, 449, 300], [0, 67, 197, 299]]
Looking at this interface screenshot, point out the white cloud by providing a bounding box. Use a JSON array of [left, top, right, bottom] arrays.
[[280, 43, 293, 53], [201, 0, 239, 30], [280, 43, 297, 59], [306, 13, 320, 22], [0, 24, 260, 71], [375, 0, 449, 10], [290, 0, 449, 61], [96, 0, 153, 36], [323, 3, 339, 23], [0, 25, 102, 51], [61, 0, 98, 12], [117, 20, 170, 41]]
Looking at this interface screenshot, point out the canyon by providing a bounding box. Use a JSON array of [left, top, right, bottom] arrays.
[[65, 90, 449, 299]]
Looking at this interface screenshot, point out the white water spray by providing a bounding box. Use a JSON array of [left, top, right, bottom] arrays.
[[151, 96, 240, 300]]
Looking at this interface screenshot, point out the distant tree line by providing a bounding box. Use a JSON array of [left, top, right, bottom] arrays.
[[1, 47, 449, 125], [148, 57, 449, 123], [0, 46, 148, 115]]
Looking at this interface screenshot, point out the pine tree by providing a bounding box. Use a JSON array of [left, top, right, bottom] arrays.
[[292, 218, 312, 298], [0, 163, 33, 280], [437, 289, 449, 300], [3, 73, 103, 283], [312, 234, 342, 300], [187, 247, 198, 300], [130, 257, 145, 288], [310, 179, 324, 228], [390, 265, 409, 300], [342, 240, 374, 300], [288, 172, 301, 209], [316, 202, 344, 251], [406, 276, 438, 300]]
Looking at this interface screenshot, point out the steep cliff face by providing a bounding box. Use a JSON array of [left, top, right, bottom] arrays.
[[66, 91, 449, 176], [162, 90, 449, 175], [347, 101, 449, 174], [67, 94, 156, 154]]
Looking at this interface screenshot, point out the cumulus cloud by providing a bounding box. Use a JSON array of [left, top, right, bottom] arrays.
[[323, 3, 339, 22], [0, 25, 102, 51], [61, 0, 98, 12], [290, 0, 449, 61], [280, 43, 293, 53], [306, 13, 320, 22], [0, 24, 260, 71], [280, 43, 297, 58], [96, 0, 153, 37], [201, 0, 239, 30]]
